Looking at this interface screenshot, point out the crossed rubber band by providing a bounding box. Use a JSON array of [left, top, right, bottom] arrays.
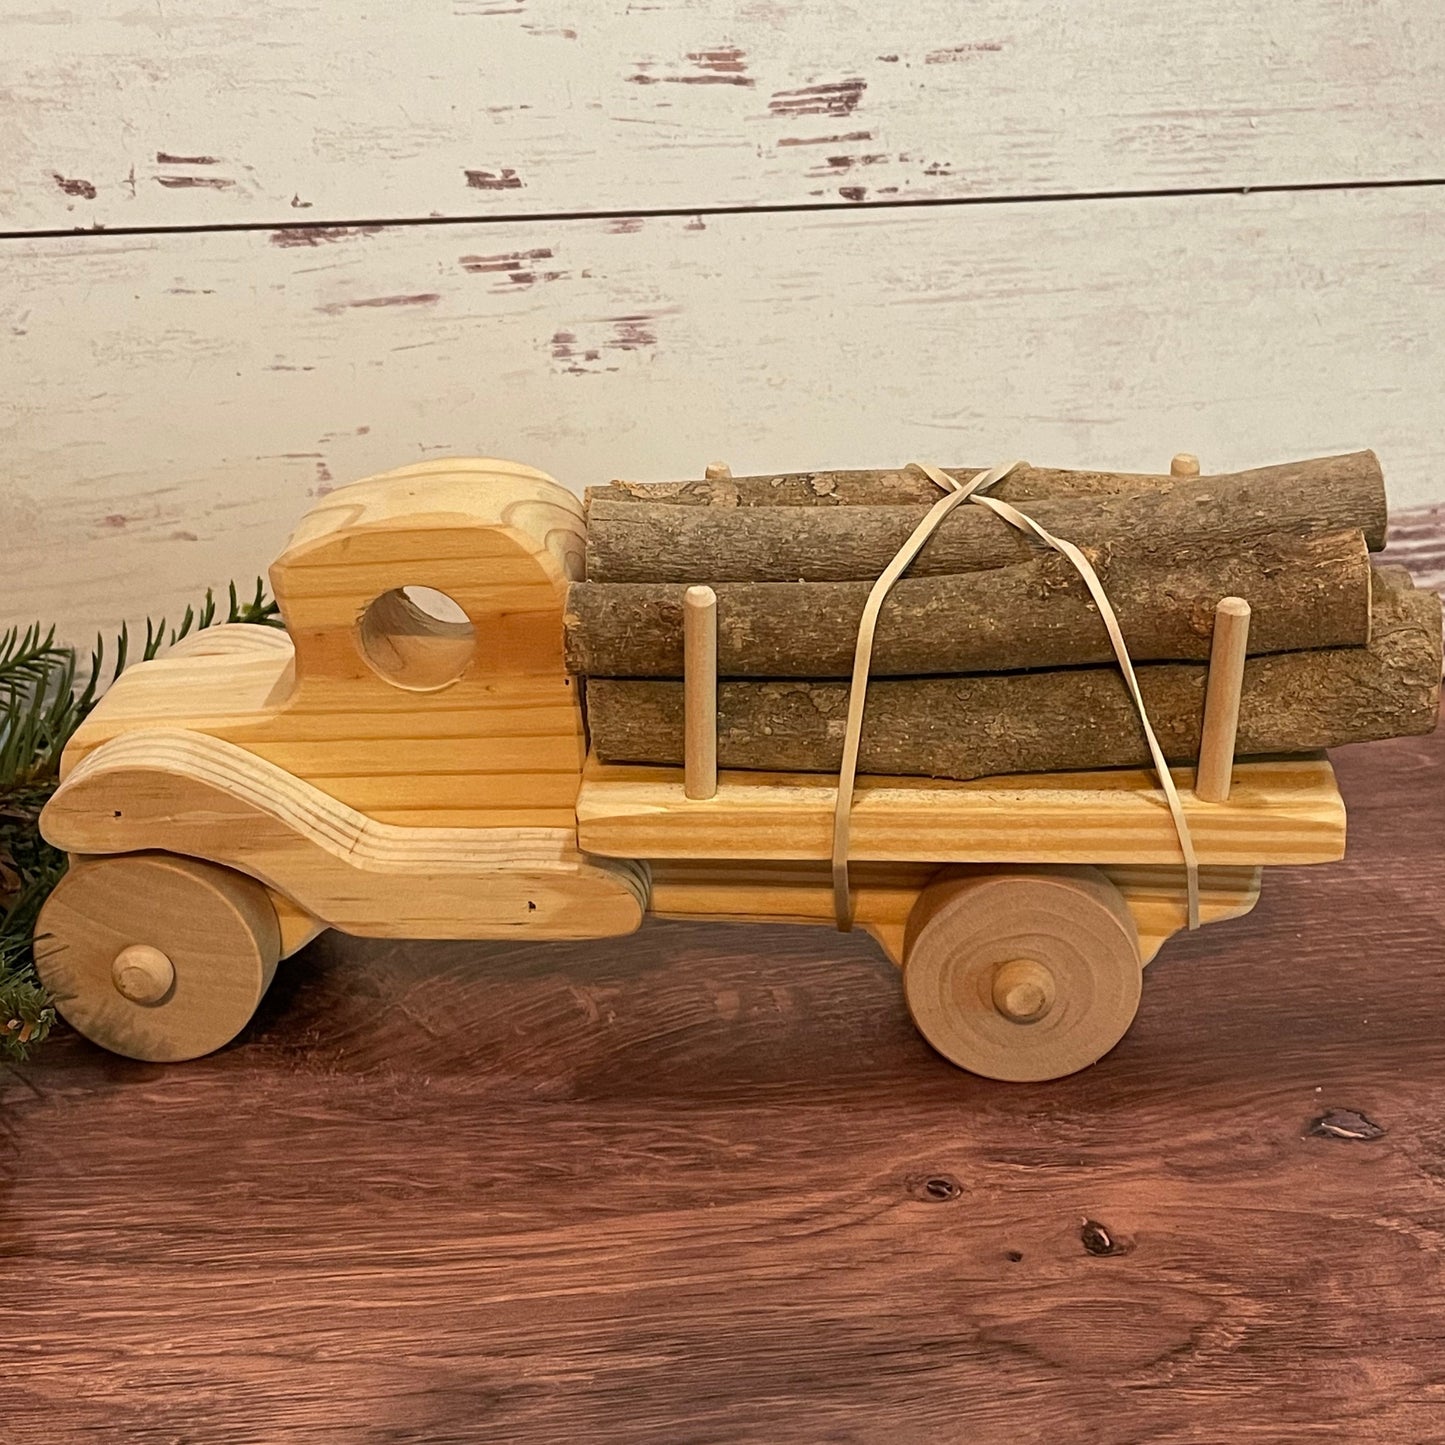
[[830, 459, 1201, 933]]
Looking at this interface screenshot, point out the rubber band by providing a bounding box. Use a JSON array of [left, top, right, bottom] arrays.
[[829, 461, 1020, 927], [830, 460, 1201, 933]]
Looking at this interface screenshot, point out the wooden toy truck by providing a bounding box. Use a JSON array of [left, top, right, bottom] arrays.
[[33, 460, 1347, 1080]]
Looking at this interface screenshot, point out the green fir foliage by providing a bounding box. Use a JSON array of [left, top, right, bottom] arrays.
[[0, 581, 282, 1060]]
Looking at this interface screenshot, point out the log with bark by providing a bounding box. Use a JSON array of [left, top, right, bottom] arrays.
[[583, 572, 1441, 780], [588, 451, 1383, 517], [566, 529, 1372, 678], [584, 452, 1387, 583]]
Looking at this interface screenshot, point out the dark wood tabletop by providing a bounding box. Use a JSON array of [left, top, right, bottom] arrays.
[[4, 692, 1444, 1442]]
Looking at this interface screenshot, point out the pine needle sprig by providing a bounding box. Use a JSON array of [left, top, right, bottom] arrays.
[[1, 934, 57, 1058], [0, 633, 84, 795], [0, 623, 73, 706]]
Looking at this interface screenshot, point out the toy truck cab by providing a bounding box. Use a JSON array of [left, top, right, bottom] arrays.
[[35, 460, 1347, 1078]]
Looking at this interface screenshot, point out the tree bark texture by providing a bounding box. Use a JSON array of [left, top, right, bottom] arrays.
[[565, 531, 1371, 678], [584, 575, 1440, 780], [584, 454, 1387, 583], [588, 451, 1385, 530]]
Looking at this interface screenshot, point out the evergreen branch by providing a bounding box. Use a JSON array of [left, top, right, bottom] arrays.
[[0, 623, 74, 707], [0, 646, 82, 793], [1, 885, 59, 1061]]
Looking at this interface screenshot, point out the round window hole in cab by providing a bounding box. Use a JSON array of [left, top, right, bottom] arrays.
[[357, 586, 476, 691]]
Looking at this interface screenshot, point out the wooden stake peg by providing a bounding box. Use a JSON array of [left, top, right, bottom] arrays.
[[1195, 597, 1252, 802], [684, 585, 718, 800], [1171, 453, 1201, 478], [703, 462, 732, 480]]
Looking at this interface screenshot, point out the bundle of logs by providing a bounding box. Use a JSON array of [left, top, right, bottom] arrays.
[[565, 453, 1442, 781]]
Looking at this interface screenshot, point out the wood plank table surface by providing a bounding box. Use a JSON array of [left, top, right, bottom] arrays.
[[2, 721, 1442, 1443]]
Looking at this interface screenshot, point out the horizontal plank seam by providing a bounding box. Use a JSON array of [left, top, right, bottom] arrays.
[[4, 175, 1445, 246]]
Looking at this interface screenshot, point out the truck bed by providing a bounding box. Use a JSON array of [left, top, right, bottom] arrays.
[[576, 753, 1347, 867]]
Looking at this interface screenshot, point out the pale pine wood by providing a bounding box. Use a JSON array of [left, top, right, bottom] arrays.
[[1170, 452, 1201, 478], [7, 1, 1443, 231], [59, 459, 591, 830], [1103, 864, 1261, 966], [270, 891, 329, 959], [577, 754, 1348, 866], [42, 730, 647, 942], [32, 854, 281, 1063], [56, 637, 577, 823], [165, 623, 295, 660], [683, 584, 718, 800], [1195, 597, 1253, 802], [6, 191, 1445, 645], [901, 868, 1143, 1081], [645, 859, 1261, 967], [44, 692, 1262, 978]]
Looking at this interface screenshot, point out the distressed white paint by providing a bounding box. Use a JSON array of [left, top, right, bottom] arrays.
[[2, 0, 1442, 231], [3, 187, 1441, 641]]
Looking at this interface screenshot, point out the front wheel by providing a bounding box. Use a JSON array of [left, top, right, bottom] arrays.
[[34, 854, 281, 1062], [902, 867, 1142, 1082]]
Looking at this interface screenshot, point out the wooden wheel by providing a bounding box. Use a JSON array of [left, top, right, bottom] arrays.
[[33, 854, 282, 1063], [902, 867, 1142, 1082]]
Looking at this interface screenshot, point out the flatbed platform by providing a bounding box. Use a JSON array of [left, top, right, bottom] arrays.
[[577, 753, 1347, 867]]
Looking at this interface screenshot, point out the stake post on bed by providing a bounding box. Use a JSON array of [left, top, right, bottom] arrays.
[[704, 462, 732, 480], [1195, 596, 1252, 802], [684, 584, 719, 800]]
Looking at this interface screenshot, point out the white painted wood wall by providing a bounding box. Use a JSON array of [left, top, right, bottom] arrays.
[[2, 1, 1443, 639]]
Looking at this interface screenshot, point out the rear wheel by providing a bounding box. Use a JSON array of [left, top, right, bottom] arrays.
[[34, 854, 281, 1062], [902, 867, 1142, 1082]]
